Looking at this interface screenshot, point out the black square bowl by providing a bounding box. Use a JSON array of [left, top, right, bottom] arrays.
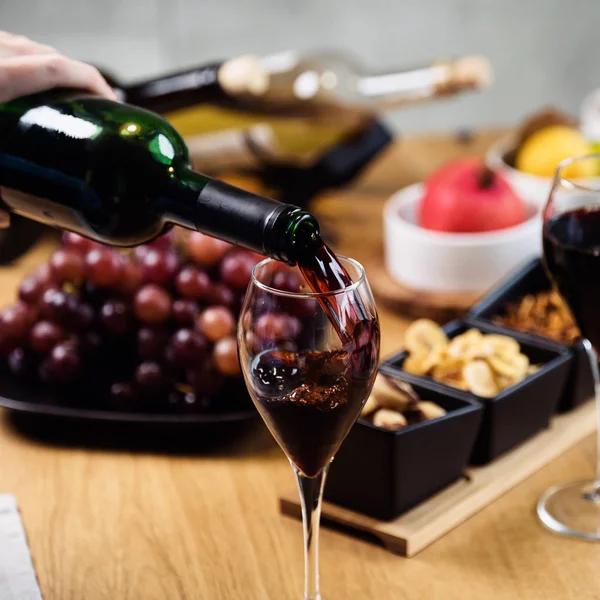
[[380, 320, 572, 465], [468, 258, 593, 412], [324, 382, 483, 521]]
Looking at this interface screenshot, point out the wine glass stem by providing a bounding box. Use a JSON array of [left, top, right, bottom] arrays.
[[294, 463, 329, 600], [582, 339, 600, 499]]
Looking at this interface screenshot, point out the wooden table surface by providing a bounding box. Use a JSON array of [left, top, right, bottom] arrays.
[[1, 131, 600, 600]]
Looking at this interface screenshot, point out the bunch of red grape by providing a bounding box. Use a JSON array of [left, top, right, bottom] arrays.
[[0, 229, 262, 413]]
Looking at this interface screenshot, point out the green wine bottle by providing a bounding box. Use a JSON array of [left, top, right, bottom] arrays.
[[0, 89, 319, 264]]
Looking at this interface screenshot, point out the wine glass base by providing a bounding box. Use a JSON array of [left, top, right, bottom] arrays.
[[537, 480, 600, 540]]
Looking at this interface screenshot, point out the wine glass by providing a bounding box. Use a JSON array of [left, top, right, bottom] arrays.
[[538, 154, 600, 539], [238, 256, 379, 599]]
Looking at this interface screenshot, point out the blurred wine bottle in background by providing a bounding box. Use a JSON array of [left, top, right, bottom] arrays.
[[103, 52, 493, 204]]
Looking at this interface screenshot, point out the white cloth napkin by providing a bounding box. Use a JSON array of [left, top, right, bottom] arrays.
[[0, 495, 42, 599]]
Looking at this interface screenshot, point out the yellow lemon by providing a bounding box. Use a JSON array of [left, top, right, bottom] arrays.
[[516, 125, 596, 178]]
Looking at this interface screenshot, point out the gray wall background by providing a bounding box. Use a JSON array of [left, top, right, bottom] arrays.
[[1, 0, 598, 132]]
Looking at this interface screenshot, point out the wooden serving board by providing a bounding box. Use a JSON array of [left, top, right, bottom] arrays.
[[367, 260, 480, 322], [280, 400, 596, 557]]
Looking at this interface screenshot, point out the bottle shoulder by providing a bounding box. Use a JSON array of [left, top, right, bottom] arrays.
[[1, 90, 190, 165]]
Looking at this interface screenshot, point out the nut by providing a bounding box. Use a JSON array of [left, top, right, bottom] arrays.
[[360, 393, 379, 417], [373, 408, 407, 430], [371, 373, 416, 411], [416, 401, 447, 420]]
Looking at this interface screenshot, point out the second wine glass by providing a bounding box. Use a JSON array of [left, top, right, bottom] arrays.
[[538, 154, 600, 539]]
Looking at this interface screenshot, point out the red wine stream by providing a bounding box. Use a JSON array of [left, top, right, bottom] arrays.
[[299, 242, 369, 346]]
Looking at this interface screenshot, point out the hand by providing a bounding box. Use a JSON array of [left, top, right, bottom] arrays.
[[0, 32, 117, 228]]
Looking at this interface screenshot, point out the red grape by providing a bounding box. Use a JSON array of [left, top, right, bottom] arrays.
[[0, 303, 35, 341], [100, 299, 132, 336], [173, 299, 199, 325], [208, 283, 235, 309], [85, 248, 124, 288], [243, 331, 261, 354], [34, 264, 54, 286], [78, 330, 102, 356], [273, 270, 302, 293], [39, 289, 78, 325], [133, 245, 150, 263], [186, 362, 224, 396], [30, 321, 65, 353], [110, 382, 138, 406], [196, 306, 235, 341], [43, 341, 81, 383], [174, 266, 210, 300], [140, 249, 179, 285], [213, 337, 241, 376], [73, 303, 95, 331], [49, 248, 85, 283], [0, 337, 17, 359], [255, 313, 301, 340], [187, 232, 230, 266], [137, 326, 170, 360], [133, 285, 172, 324], [147, 230, 174, 249], [168, 328, 208, 367], [18, 275, 50, 305], [135, 361, 168, 391], [219, 250, 257, 290], [119, 258, 143, 296], [8, 347, 33, 378], [62, 232, 99, 253]]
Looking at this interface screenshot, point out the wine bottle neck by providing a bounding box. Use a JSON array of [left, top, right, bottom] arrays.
[[357, 66, 448, 103], [356, 56, 492, 108], [165, 168, 320, 264], [126, 63, 226, 114]]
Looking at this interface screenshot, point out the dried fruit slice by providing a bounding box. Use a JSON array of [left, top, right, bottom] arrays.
[[463, 360, 499, 398], [404, 319, 448, 356], [487, 352, 529, 380], [403, 354, 429, 376], [431, 358, 468, 390], [447, 329, 484, 359], [494, 373, 515, 390], [479, 334, 520, 358], [420, 346, 448, 374], [527, 364, 542, 376]]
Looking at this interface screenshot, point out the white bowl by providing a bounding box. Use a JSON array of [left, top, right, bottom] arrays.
[[486, 135, 554, 208], [383, 183, 542, 294]]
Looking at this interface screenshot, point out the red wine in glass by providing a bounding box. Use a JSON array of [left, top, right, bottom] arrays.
[[543, 206, 600, 350]]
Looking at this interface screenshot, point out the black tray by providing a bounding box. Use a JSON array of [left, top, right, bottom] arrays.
[[381, 320, 572, 465], [325, 382, 483, 521], [468, 257, 594, 412], [0, 368, 256, 426]]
